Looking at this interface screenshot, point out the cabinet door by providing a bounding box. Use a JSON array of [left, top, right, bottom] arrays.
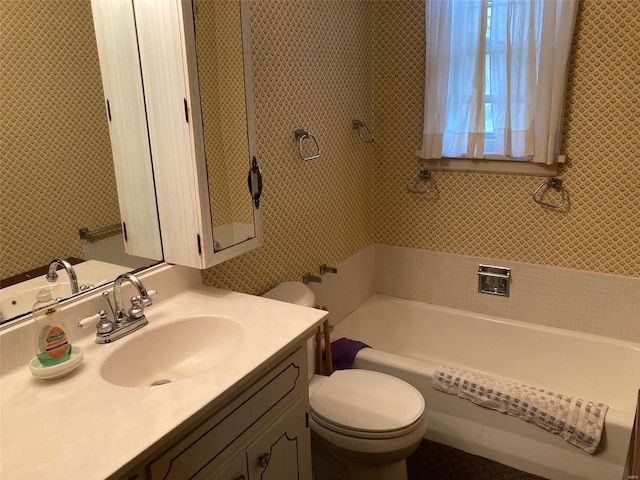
[[205, 453, 248, 480], [247, 401, 311, 480], [133, 0, 215, 268], [91, 0, 162, 260]]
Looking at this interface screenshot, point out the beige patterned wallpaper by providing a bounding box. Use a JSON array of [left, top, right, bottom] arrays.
[[202, 0, 375, 292], [1, 0, 119, 279], [4, 0, 634, 295], [204, 0, 639, 295], [372, 0, 639, 278]]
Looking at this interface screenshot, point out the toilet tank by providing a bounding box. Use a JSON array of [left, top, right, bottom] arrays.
[[263, 282, 317, 380], [262, 281, 315, 307]]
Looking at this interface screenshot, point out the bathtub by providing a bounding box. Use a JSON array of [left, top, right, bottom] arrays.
[[331, 294, 640, 480]]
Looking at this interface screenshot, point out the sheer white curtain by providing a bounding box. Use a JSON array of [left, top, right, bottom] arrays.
[[417, 0, 578, 165]]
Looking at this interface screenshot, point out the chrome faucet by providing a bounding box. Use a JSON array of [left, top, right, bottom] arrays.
[[113, 272, 153, 322], [46, 258, 79, 294], [303, 272, 322, 284], [78, 273, 155, 344]]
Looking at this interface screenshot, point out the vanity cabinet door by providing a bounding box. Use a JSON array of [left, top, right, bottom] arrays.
[[206, 454, 248, 480], [148, 347, 307, 480], [246, 400, 311, 480]]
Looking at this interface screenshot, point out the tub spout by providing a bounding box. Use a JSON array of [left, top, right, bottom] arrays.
[[303, 273, 322, 284]]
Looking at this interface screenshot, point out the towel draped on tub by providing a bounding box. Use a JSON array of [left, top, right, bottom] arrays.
[[433, 365, 609, 454], [328, 337, 370, 370]]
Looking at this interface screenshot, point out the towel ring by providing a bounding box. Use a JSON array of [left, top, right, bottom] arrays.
[[532, 177, 567, 209], [352, 119, 374, 143], [407, 169, 435, 194], [294, 129, 321, 161]]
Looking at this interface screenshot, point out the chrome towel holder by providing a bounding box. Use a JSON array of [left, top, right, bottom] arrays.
[[532, 177, 567, 209], [352, 119, 374, 143], [79, 223, 122, 240], [407, 169, 435, 194], [294, 129, 321, 161]]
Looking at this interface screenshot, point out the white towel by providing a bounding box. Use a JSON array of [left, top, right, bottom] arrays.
[[433, 365, 609, 454]]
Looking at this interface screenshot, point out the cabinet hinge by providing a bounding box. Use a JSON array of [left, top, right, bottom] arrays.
[[306, 412, 309, 428], [184, 98, 189, 123], [106, 99, 112, 122], [122, 222, 128, 242], [197, 233, 202, 255]]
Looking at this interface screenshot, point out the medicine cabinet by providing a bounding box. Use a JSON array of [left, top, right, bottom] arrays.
[[93, 0, 263, 269]]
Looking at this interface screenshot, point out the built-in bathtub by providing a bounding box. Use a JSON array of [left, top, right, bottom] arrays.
[[331, 294, 640, 480]]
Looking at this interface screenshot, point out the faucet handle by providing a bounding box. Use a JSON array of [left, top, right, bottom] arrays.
[[140, 289, 157, 308], [78, 310, 113, 334], [78, 312, 101, 329], [129, 290, 156, 318], [128, 297, 146, 320]]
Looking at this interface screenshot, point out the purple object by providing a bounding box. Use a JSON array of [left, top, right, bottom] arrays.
[[327, 337, 370, 370]]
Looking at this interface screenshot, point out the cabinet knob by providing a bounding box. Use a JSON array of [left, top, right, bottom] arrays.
[[258, 452, 271, 468]]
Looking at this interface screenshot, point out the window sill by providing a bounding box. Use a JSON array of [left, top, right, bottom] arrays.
[[420, 157, 561, 177]]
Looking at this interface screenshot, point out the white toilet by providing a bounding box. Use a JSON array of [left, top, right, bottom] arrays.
[[263, 282, 428, 480]]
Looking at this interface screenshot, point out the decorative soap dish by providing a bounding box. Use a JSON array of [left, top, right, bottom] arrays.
[[28, 346, 84, 380]]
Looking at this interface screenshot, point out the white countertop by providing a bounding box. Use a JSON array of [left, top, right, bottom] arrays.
[[0, 269, 326, 480]]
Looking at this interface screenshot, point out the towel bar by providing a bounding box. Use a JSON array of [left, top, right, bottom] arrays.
[[79, 223, 122, 240], [533, 177, 567, 209], [407, 169, 435, 194], [352, 119, 374, 143], [294, 129, 321, 161]]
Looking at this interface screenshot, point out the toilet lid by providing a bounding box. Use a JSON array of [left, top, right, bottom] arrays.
[[309, 370, 424, 434]]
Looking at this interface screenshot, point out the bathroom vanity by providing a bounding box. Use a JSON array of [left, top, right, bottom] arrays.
[[0, 265, 327, 480], [122, 346, 310, 480]]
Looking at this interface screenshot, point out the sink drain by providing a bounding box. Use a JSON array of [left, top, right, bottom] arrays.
[[150, 379, 171, 386]]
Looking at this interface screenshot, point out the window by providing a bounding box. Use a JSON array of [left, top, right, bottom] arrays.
[[417, 0, 578, 175]]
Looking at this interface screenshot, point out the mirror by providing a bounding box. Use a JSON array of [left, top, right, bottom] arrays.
[[1, 0, 261, 322], [0, 0, 161, 325], [193, 0, 257, 252]]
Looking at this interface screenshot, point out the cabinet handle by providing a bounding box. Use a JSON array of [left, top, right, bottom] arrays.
[[233, 476, 246, 480], [247, 156, 263, 209], [258, 452, 271, 468]]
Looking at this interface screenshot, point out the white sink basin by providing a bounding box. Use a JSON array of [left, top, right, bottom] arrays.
[[100, 315, 244, 387]]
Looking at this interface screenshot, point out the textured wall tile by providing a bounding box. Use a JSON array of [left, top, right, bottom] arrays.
[[375, 244, 640, 343]]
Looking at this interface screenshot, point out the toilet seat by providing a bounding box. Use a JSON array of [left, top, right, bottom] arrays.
[[309, 369, 425, 440]]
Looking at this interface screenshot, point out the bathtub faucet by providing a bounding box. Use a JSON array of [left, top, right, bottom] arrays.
[[303, 272, 322, 284], [320, 264, 338, 275]]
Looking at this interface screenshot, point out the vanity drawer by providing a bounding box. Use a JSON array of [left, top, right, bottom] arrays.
[[148, 347, 305, 479]]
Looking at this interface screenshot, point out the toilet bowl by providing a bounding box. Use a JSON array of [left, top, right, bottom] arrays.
[[263, 282, 428, 480]]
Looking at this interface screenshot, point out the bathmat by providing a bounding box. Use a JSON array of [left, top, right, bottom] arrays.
[[328, 337, 370, 370], [433, 366, 609, 454]]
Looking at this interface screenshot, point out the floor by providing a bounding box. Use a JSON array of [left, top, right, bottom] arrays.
[[407, 440, 547, 480]]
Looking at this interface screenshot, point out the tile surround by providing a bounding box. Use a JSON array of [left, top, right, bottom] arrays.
[[306, 244, 375, 326], [302, 243, 640, 343], [374, 244, 640, 343]]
